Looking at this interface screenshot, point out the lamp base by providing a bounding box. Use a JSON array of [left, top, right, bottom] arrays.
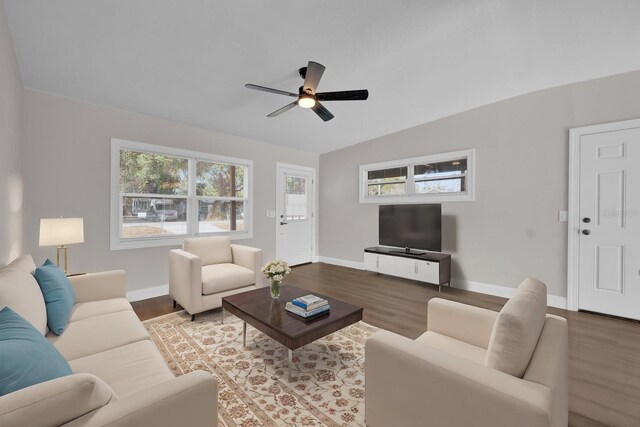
[[56, 245, 68, 274]]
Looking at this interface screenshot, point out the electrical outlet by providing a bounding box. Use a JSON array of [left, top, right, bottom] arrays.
[[558, 211, 568, 222]]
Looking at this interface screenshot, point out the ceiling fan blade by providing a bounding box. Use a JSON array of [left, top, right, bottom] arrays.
[[267, 101, 298, 117], [245, 84, 297, 97], [316, 89, 369, 101], [311, 102, 334, 122], [303, 61, 325, 94]]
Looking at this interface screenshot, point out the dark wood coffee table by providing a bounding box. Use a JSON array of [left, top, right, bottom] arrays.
[[222, 284, 363, 381]]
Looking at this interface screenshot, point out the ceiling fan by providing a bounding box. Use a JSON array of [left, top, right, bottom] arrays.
[[245, 61, 369, 122]]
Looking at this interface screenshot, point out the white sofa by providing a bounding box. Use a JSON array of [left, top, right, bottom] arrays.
[[0, 255, 218, 427], [169, 236, 263, 321], [365, 277, 568, 427]]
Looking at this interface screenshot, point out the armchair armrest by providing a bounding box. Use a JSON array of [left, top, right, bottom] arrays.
[[366, 330, 552, 427], [427, 298, 498, 349], [69, 271, 127, 303], [169, 249, 203, 315], [64, 371, 218, 427], [231, 244, 263, 281], [0, 373, 115, 427]]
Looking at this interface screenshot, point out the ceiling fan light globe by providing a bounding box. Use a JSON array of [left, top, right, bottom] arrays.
[[298, 96, 316, 109]]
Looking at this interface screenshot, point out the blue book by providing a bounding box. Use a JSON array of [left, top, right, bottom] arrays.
[[286, 302, 330, 318], [292, 294, 328, 311]]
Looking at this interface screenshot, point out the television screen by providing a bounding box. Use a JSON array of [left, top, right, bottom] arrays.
[[379, 204, 442, 252]]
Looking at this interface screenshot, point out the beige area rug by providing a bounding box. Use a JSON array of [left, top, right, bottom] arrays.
[[143, 309, 378, 427]]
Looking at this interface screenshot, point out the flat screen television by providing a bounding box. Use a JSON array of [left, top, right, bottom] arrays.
[[379, 204, 442, 252]]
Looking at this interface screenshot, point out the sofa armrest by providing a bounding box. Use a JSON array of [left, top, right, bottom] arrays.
[[365, 330, 552, 427], [63, 371, 218, 427], [427, 298, 499, 349], [0, 373, 115, 427], [231, 244, 263, 278], [169, 249, 203, 315], [69, 271, 127, 303]]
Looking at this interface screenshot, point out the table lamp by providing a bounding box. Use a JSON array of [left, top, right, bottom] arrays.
[[39, 217, 84, 274]]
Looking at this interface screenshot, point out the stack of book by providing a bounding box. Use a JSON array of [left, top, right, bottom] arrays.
[[286, 294, 330, 320]]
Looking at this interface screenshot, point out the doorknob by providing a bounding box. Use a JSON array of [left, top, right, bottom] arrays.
[[581, 229, 591, 235], [582, 217, 591, 223], [280, 221, 288, 226]]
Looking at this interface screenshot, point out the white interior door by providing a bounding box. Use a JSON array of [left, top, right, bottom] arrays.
[[577, 125, 640, 320], [276, 164, 314, 266]]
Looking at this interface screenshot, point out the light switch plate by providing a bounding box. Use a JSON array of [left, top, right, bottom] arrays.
[[558, 211, 568, 222]]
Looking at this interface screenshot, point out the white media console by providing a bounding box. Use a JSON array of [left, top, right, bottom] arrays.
[[364, 247, 452, 292]]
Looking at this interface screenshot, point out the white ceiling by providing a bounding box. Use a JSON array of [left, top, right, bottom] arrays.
[[5, 0, 640, 153]]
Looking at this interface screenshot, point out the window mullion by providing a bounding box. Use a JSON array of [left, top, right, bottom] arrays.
[[188, 158, 196, 236], [407, 164, 415, 196]]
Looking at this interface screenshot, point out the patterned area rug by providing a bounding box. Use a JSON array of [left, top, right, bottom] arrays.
[[143, 309, 378, 426]]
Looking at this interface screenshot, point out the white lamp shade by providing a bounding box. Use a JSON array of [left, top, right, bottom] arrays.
[[39, 218, 85, 246]]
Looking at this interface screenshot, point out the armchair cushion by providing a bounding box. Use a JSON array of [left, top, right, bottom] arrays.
[[416, 331, 486, 365], [485, 277, 547, 378], [202, 263, 255, 295], [0, 255, 48, 335], [183, 236, 232, 266]]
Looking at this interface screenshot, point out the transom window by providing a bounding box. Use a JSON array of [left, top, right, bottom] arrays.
[[359, 149, 475, 203], [111, 139, 252, 250]]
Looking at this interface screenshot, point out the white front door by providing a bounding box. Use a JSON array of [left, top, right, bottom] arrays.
[[576, 124, 640, 320], [276, 164, 314, 266]]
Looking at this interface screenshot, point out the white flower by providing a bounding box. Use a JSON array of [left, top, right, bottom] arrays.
[[262, 260, 291, 281]]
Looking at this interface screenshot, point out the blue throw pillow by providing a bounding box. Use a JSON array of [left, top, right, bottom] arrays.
[[34, 259, 77, 335], [0, 307, 72, 396]]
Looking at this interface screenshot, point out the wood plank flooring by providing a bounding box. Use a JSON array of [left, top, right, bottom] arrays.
[[132, 262, 640, 427]]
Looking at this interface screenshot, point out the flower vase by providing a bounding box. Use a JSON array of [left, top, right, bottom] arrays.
[[270, 280, 281, 299]]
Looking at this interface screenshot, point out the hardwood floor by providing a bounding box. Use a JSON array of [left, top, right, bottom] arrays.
[[132, 262, 640, 427]]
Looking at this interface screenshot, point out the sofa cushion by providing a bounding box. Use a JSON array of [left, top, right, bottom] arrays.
[[47, 310, 149, 360], [69, 340, 174, 398], [416, 331, 486, 365], [485, 277, 547, 378], [69, 298, 132, 322], [202, 263, 255, 295], [183, 236, 232, 266], [0, 307, 72, 396], [34, 259, 77, 335], [0, 256, 48, 335], [0, 373, 115, 427]]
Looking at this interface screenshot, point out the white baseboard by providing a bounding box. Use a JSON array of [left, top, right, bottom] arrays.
[[127, 284, 169, 302], [452, 279, 567, 309], [316, 256, 567, 309], [316, 256, 364, 270]]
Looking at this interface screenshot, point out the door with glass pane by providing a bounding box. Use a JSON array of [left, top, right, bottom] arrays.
[[276, 164, 314, 266]]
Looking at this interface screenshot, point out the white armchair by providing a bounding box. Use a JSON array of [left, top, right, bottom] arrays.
[[169, 236, 263, 321], [365, 278, 568, 427]]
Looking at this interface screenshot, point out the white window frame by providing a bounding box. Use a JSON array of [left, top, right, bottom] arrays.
[[359, 149, 475, 204], [110, 138, 253, 250]]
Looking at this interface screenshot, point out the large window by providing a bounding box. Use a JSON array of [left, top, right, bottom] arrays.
[[359, 149, 475, 203], [111, 139, 252, 250]]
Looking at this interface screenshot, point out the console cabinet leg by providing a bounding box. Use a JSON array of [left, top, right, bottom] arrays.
[[191, 314, 196, 321], [172, 300, 177, 308]]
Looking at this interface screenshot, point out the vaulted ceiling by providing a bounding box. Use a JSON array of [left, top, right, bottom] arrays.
[[5, 0, 640, 153]]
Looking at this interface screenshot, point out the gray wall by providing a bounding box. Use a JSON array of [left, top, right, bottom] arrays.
[[22, 89, 318, 292], [0, 0, 23, 266], [319, 70, 640, 297]]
